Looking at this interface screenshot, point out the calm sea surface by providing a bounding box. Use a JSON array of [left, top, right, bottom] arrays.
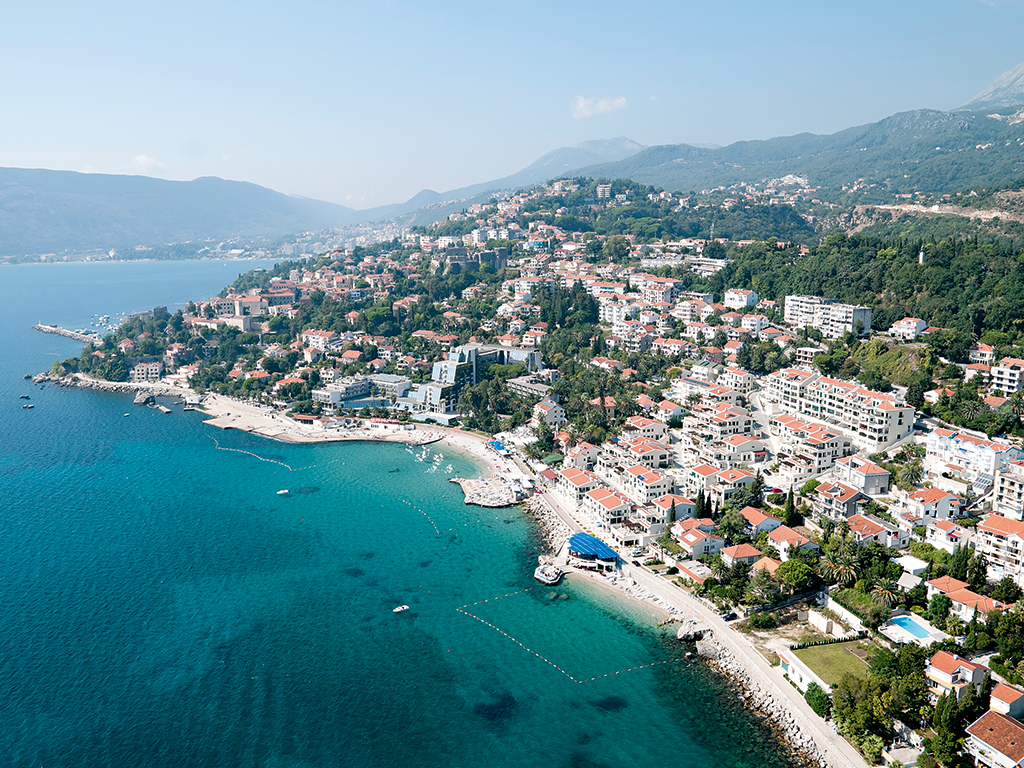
[[0, 261, 799, 768]]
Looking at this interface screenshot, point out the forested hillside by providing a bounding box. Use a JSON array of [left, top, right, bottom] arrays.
[[708, 234, 1024, 338]]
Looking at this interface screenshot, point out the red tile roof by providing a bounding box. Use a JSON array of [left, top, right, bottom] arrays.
[[967, 710, 1024, 762]]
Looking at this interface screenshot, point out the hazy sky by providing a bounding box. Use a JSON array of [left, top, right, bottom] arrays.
[[2, 0, 1022, 209]]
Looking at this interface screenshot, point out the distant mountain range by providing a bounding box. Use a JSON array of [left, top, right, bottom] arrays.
[[569, 106, 1024, 199], [0, 138, 651, 257], [0, 169, 356, 256], [2, 62, 1023, 257], [960, 61, 1024, 112]]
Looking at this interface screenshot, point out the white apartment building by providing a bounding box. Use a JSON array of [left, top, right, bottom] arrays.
[[312, 376, 372, 406], [977, 514, 1024, 588], [718, 366, 756, 395], [771, 415, 854, 477], [888, 317, 928, 341], [682, 402, 756, 443], [783, 295, 872, 339], [623, 465, 673, 505], [995, 461, 1024, 521], [992, 358, 1024, 395], [599, 300, 640, 325], [301, 329, 338, 351], [724, 288, 759, 309], [832, 455, 891, 495], [532, 399, 567, 429], [584, 487, 631, 526], [926, 429, 1024, 479], [130, 361, 163, 382], [764, 368, 914, 452]]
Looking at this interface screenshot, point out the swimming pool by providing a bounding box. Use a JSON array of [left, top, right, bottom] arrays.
[[889, 614, 932, 639]]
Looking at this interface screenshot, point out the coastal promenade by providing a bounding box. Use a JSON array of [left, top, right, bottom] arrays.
[[618, 564, 865, 768]]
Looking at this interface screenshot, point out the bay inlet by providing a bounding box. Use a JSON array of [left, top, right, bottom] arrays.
[[0, 261, 802, 768]]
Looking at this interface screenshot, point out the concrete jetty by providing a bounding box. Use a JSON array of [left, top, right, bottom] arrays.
[[449, 477, 519, 507], [33, 324, 102, 344]]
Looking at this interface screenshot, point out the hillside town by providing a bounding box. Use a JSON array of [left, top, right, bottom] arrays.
[[51, 177, 1024, 768]]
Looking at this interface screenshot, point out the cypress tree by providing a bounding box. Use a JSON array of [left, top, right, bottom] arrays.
[[784, 487, 796, 526]]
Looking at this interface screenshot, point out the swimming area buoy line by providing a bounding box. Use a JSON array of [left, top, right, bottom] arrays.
[[207, 435, 299, 471], [456, 588, 689, 684]]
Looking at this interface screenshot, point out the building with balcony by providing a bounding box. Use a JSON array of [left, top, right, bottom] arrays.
[[966, 709, 1024, 768], [764, 369, 914, 452], [992, 358, 1024, 395], [927, 651, 988, 702]]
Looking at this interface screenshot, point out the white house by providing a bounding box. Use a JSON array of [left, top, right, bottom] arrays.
[[724, 288, 759, 310], [532, 399, 567, 429], [888, 317, 928, 341], [966, 710, 1024, 768], [927, 651, 988, 702], [927, 429, 1024, 479]]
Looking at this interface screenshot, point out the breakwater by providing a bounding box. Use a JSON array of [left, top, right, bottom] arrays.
[[34, 372, 186, 398], [522, 496, 572, 553], [32, 324, 102, 344], [697, 638, 831, 768]]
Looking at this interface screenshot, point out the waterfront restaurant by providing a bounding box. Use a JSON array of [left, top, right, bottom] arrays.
[[567, 533, 619, 572]]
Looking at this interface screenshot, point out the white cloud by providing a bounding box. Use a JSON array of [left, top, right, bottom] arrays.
[[571, 95, 627, 119], [134, 154, 164, 173]]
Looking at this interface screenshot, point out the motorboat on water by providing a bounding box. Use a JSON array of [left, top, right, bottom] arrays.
[[392, 605, 410, 613], [277, 489, 290, 496]]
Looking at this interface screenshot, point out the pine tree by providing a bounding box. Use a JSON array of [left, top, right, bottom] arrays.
[[695, 492, 705, 519], [670, 500, 677, 523]]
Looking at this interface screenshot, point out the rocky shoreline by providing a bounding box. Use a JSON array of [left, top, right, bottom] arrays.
[[697, 639, 831, 768], [522, 496, 572, 554], [34, 373, 187, 398]]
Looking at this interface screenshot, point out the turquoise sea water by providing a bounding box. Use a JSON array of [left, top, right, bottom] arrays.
[[0, 262, 800, 768]]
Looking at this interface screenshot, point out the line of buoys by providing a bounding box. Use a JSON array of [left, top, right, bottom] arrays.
[[207, 435, 295, 471], [456, 607, 580, 682], [456, 589, 690, 684], [400, 498, 441, 536]]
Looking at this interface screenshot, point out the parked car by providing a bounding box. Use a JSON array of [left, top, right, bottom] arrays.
[[721, 611, 738, 621]]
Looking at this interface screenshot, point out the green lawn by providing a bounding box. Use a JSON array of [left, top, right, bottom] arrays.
[[793, 641, 871, 686]]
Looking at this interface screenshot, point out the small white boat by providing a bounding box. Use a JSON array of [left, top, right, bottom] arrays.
[[392, 605, 410, 613], [277, 489, 290, 496], [123, 413, 130, 417]]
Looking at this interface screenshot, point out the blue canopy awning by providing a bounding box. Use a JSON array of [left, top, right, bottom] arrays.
[[568, 533, 618, 561]]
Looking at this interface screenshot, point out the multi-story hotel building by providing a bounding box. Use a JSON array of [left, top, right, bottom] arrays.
[[764, 369, 914, 452]]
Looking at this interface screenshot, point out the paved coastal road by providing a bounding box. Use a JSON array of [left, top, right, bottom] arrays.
[[620, 563, 866, 768]]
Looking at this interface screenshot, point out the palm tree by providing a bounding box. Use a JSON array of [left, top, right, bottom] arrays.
[[822, 554, 858, 587], [899, 463, 924, 489], [1011, 392, 1024, 424], [957, 399, 983, 423], [710, 556, 729, 582], [835, 519, 851, 555], [872, 579, 900, 609]]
